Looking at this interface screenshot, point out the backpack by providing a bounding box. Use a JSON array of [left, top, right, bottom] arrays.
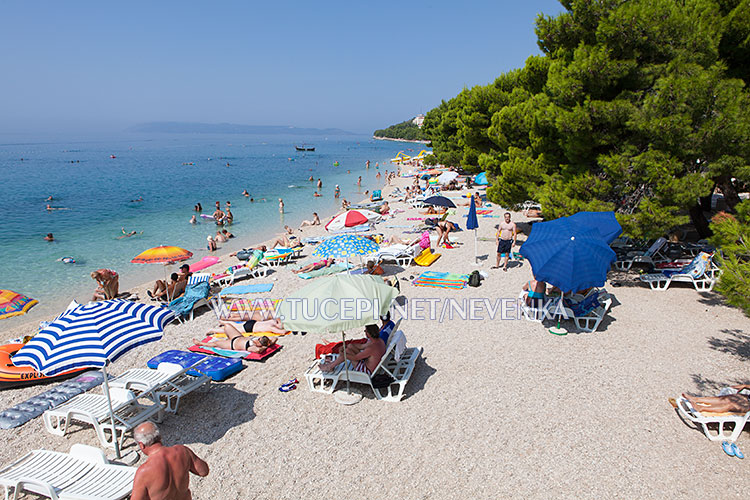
[[468, 271, 481, 287]]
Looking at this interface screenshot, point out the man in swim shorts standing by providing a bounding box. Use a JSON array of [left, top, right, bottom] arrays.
[[494, 212, 517, 272]]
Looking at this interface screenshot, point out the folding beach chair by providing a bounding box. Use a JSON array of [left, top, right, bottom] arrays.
[[109, 360, 210, 414], [43, 387, 164, 450], [304, 330, 422, 402], [676, 395, 750, 443], [639, 252, 720, 291], [613, 237, 670, 271], [0, 444, 136, 500]]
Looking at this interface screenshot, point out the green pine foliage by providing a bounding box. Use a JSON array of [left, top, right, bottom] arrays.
[[710, 201, 750, 315], [373, 120, 425, 141], [421, 0, 750, 239]]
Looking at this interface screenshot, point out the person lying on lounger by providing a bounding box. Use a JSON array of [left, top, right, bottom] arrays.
[[199, 316, 287, 341], [193, 333, 277, 353], [292, 257, 334, 274], [679, 386, 750, 413]]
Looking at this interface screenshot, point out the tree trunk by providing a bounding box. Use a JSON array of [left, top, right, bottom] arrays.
[[689, 203, 712, 239], [716, 175, 743, 212]]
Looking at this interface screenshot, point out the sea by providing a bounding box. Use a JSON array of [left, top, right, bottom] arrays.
[[0, 132, 417, 326]]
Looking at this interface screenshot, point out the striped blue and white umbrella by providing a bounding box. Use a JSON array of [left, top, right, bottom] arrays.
[[14, 300, 175, 376], [13, 299, 175, 458]]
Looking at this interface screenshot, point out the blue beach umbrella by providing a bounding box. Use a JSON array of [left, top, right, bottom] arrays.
[[474, 172, 488, 185], [519, 219, 616, 293], [466, 196, 479, 264], [567, 211, 622, 244], [13, 300, 175, 458]]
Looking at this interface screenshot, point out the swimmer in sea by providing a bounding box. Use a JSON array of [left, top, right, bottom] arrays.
[[279, 198, 284, 214], [190, 215, 197, 224], [313, 191, 321, 197], [242, 189, 249, 197], [45, 195, 53, 202], [46, 204, 69, 211], [44, 233, 54, 241], [334, 185, 340, 198], [131, 196, 144, 202], [118, 227, 142, 239], [308, 176, 314, 182]]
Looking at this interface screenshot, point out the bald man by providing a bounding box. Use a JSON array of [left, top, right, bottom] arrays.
[[131, 421, 209, 500]]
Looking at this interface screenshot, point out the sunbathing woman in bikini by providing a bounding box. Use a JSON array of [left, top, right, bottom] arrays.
[[193, 334, 276, 353], [679, 385, 750, 413], [292, 258, 334, 274], [193, 317, 286, 351]]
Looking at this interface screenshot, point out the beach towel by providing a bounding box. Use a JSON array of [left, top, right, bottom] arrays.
[[219, 283, 274, 296], [169, 281, 210, 317], [315, 338, 368, 358], [407, 217, 427, 221], [189, 337, 282, 361], [412, 271, 469, 289]]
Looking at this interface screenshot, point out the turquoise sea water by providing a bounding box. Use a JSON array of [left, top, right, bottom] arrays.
[[0, 133, 412, 324]]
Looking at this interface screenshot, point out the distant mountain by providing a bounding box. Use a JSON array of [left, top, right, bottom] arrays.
[[126, 122, 355, 135]]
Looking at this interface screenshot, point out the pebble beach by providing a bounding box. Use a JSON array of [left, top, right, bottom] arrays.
[[1, 170, 749, 499]]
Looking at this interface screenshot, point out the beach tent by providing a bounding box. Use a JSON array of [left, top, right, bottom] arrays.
[[474, 172, 488, 185], [277, 275, 397, 404]]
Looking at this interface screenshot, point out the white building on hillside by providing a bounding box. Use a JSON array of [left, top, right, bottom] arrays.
[[412, 114, 425, 128]]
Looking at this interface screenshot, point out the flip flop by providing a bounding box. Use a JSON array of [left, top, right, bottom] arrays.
[[722, 441, 736, 457], [731, 442, 744, 459], [279, 384, 297, 392]]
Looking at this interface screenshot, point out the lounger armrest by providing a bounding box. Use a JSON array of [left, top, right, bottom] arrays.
[[12, 477, 60, 500]]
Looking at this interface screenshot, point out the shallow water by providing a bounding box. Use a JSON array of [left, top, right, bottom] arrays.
[[0, 132, 413, 325]]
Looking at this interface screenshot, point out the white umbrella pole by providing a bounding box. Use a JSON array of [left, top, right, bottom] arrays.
[[101, 363, 121, 459], [474, 229, 478, 264], [340, 331, 352, 393]]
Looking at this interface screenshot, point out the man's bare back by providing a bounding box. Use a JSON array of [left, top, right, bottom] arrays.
[[132, 423, 209, 500]]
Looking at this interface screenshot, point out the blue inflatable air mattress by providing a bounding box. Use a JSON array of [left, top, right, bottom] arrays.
[[147, 350, 243, 381]]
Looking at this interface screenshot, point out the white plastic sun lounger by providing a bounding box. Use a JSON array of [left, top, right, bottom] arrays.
[[517, 290, 552, 323], [0, 444, 136, 500], [639, 252, 720, 291], [369, 244, 420, 267], [215, 264, 269, 286], [305, 329, 422, 402], [676, 396, 750, 442], [109, 361, 210, 414], [43, 387, 164, 450], [613, 237, 670, 271], [262, 250, 293, 267], [547, 290, 613, 332]]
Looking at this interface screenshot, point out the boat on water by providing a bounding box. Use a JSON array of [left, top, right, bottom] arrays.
[[295, 144, 315, 152]]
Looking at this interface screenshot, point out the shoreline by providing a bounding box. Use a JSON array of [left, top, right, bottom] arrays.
[[1, 161, 395, 339], [372, 136, 430, 144]]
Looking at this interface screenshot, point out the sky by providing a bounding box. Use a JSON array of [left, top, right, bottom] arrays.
[[0, 1, 564, 135]]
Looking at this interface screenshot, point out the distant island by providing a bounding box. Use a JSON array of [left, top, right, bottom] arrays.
[[127, 122, 355, 136], [373, 115, 428, 143]]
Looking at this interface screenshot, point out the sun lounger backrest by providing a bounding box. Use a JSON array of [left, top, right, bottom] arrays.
[[644, 237, 667, 257], [187, 273, 211, 286], [569, 292, 601, 317], [679, 252, 711, 278]]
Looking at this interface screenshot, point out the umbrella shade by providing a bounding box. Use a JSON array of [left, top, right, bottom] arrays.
[[325, 210, 380, 232], [567, 211, 622, 244], [0, 290, 38, 320], [13, 300, 175, 376], [422, 195, 456, 208], [519, 219, 616, 293], [420, 174, 431, 180], [466, 196, 479, 231], [312, 235, 380, 260], [277, 274, 398, 333], [437, 171, 459, 185], [474, 172, 488, 185], [131, 245, 193, 264]]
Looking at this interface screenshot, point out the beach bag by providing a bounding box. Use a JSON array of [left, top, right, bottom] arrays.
[[468, 271, 481, 287]]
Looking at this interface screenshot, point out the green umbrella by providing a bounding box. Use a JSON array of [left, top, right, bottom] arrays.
[[277, 274, 398, 404]]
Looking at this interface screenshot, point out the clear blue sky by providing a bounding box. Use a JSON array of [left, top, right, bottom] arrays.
[[0, 1, 563, 135]]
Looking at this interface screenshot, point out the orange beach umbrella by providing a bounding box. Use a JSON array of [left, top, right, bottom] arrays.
[[131, 245, 193, 264], [0, 290, 38, 320]]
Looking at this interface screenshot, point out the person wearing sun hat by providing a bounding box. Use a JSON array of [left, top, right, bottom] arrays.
[[207, 235, 217, 252]]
